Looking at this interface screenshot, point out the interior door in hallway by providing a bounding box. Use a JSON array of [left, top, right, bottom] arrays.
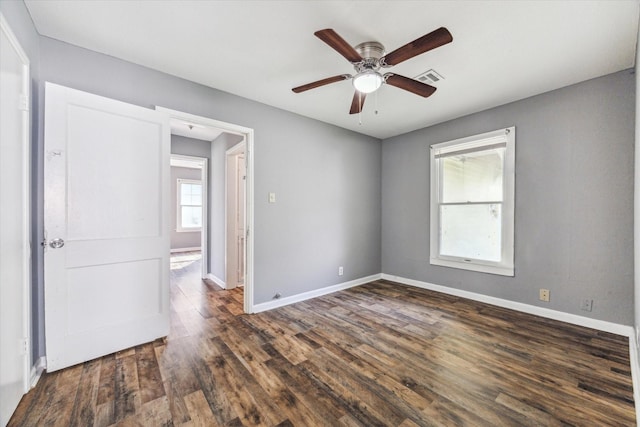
[[236, 154, 246, 285], [44, 83, 171, 371], [226, 145, 246, 289]]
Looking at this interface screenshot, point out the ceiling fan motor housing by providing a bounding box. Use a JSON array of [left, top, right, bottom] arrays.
[[354, 41, 385, 72]]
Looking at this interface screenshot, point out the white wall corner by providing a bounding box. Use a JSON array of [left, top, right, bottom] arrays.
[[206, 273, 226, 289], [251, 274, 383, 313], [29, 356, 46, 389]]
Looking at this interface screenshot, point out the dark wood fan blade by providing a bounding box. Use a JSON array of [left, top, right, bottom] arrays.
[[381, 27, 452, 67], [292, 74, 351, 93], [315, 29, 363, 63], [385, 74, 436, 97], [349, 91, 366, 114]]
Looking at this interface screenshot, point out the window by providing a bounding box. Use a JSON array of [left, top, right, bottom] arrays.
[[430, 127, 515, 276], [177, 179, 202, 232]]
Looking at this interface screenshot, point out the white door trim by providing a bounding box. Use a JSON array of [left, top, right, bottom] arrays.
[[170, 154, 208, 278], [156, 107, 255, 314], [0, 9, 32, 404]]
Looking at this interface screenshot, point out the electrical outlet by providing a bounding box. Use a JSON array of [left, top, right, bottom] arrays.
[[338, 266, 344, 276], [580, 298, 593, 312], [539, 289, 550, 302]]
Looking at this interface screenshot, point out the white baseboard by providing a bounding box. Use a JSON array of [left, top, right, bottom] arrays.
[[628, 331, 640, 425], [170, 247, 201, 253], [206, 273, 226, 289], [381, 274, 632, 337], [29, 356, 46, 389], [251, 273, 382, 313]]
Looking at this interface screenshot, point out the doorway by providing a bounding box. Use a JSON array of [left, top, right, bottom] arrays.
[[157, 107, 254, 314], [169, 155, 208, 278]]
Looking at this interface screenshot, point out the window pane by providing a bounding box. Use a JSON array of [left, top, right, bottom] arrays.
[[181, 206, 202, 228], [440, 204, 501, 262], [441, 148, 504, 203], [180, 183, 202, 206]]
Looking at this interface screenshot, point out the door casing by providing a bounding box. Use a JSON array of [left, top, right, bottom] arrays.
[[157, 107, 255, 313], [0, 11, 31, 426]]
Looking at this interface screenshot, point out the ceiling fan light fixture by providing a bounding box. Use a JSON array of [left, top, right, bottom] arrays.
[[353, 71, 383, 94]]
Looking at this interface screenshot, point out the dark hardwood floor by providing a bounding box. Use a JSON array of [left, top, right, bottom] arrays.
[[10, 254, 636, 426]]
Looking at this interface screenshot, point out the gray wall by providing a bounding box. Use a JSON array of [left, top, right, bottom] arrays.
[[1, 0, 43, 361], [170, 166, 202, 250], [26, 32, 381, 359], [382, 70, 635, 325]]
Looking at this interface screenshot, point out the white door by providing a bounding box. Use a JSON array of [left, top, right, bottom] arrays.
[[236, 154, 246, 285], [0, 13, 31, 425], [225, 145, 246, 289], [44, 83, 170, 372]]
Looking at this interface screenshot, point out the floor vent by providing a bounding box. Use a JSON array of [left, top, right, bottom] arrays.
[[415, 69, 444, 85]]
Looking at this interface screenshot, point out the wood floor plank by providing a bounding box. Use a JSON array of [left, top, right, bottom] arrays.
[[161, 378, 191, 425], [185, 340, 238, 425], [205, 336, 286, 426], [35, 363, 84, 426], [68, 358, 102, 427], [9, 253, 636, 426], [113, 354, 142, 422], [183, 390, 219, 427], [264, 351, 347, 426], [93, 401, 114, 427], [135, 343, 166, 404]]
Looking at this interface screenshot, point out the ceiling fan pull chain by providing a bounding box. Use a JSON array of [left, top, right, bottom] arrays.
[[358, 91, 363, 125], [375, 89, 379, 115]]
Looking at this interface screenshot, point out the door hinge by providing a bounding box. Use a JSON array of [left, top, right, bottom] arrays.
[[19, 93, 29, 112], [21, 338, 28, 355]]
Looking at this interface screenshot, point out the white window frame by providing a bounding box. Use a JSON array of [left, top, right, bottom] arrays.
[[176, 178, 203, 232], [429, 127, 515, 276]]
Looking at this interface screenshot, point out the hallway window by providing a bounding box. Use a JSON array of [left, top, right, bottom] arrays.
[[177, 179, 202, 231]]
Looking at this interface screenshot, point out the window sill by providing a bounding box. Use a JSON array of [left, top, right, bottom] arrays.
[[176, 228, 202, 233], [430, 257, 514, 277]]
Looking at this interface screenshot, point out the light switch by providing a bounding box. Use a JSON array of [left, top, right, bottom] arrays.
[[269, 192, 276, 203]]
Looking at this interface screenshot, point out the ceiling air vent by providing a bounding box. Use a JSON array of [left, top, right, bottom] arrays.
[[414, 69, 444, 85]]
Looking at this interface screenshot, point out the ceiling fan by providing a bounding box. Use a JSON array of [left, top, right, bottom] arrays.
[[292, 27, 453, 114]]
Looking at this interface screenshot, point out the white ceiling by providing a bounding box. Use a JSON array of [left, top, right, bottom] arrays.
[[170, 118, 223, 142], [25, 1, 639, 139]]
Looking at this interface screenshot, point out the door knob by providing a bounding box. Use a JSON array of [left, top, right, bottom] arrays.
[[49, 238, 65, 249]]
